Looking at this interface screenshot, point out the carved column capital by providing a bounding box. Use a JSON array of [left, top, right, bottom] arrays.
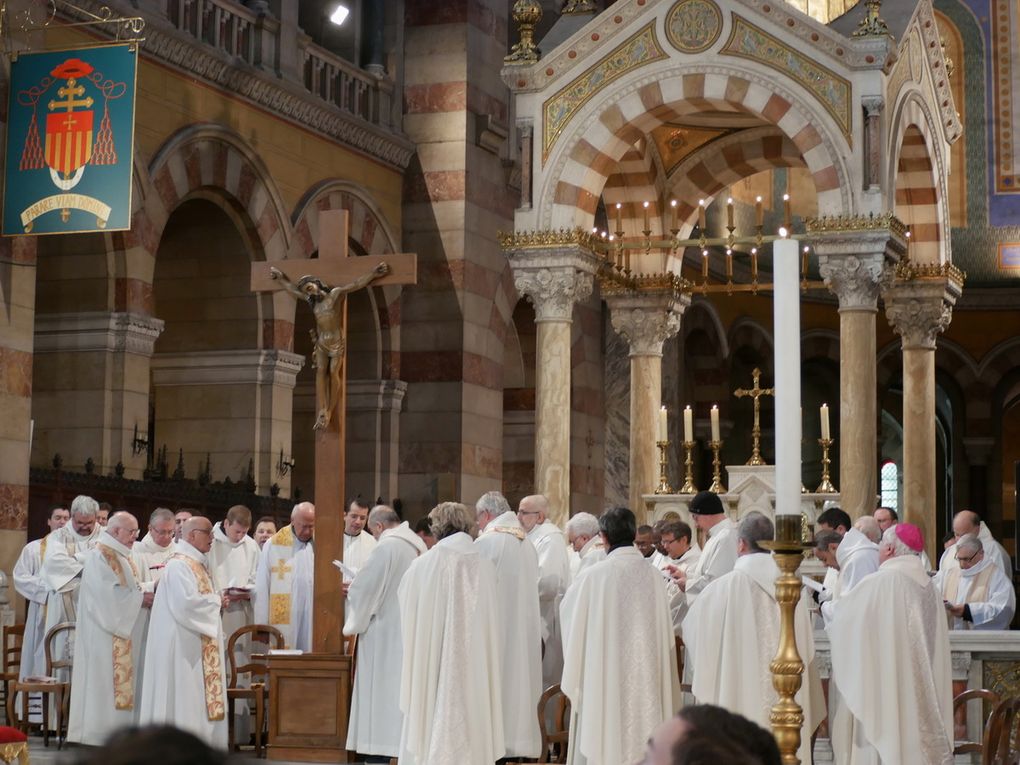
[[885, 279, 960, 350], [862, 95, 885, 117], [818, 253, 887, 311], [605, 292, 690, 357], [514, 267, 593, 322], [507, 238, 603, 322]]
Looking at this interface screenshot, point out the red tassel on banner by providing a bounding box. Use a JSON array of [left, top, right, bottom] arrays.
[[20, 111, 45, 170], [91, 100, 117, 165]]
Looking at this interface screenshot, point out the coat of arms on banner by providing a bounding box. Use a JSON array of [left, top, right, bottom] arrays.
[[3, 43, 138, 236]]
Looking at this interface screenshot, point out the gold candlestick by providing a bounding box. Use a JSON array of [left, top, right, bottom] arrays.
[[680, 440, 696, 494], [709, 439, 727, 493], [816, 437, 837, 493], [655, 440, 674, 494]]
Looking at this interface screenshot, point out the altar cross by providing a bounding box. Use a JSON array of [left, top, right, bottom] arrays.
[[734, 366, 774, 466]]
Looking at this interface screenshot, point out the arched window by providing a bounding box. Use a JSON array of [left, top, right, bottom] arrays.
[[880, 461, 899, 512]]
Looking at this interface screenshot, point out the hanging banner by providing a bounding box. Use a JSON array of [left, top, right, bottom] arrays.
[[3, 43, 138, 236]]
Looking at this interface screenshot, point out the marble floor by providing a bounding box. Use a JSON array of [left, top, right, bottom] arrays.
[[23, 739, 384, 765]]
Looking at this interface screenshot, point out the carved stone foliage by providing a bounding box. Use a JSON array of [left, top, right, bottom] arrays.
[[606, 297, 686, 357], [818, 254, 886, 310], [514, 268, 593, 322], [885, 284, 957, 350]]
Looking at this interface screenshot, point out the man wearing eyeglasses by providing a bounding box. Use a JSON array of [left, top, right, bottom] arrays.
[[133, 507, 176, 585], [935, 533, 1015, 630]]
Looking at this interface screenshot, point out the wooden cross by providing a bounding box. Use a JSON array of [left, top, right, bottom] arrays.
[[734, 367, 774, 466], [270, 559, 292, 582], [250, 209, 416, 655]]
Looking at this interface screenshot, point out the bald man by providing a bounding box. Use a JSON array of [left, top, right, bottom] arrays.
[[254, 502, 315, 650], [939, 510, 1012, 580]]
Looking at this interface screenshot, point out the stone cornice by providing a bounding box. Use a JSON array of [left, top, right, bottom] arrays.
[[34, 312, 165, 357], [151, 350, 305, 387]]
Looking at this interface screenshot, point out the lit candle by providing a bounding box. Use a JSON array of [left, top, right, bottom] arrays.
[[643, 201, 650, 232], [726, 197, 734, 229], [684, 405, 693, 442], [670, 199, 678, 230], [755, 195, 763, 227], [615, 202, 622, 233], [702, 249, 709, 279], [783, 193, 791, 230], [659, 405, 668, 442], [710, 404, 720, 442], [820, 403, 830, 440], [698, 199, 706, 231]]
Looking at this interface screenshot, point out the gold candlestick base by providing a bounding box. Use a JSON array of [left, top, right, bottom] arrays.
[[816, 437, 837, 494], [709, 439, 727, 494], [679, 439, 697, 494], [654, 440, 674, 494]]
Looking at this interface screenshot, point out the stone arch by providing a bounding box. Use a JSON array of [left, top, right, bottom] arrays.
[[727, 316, 774, 364], [540, 64, 854, 231], [801, 328, 840, 365], [603, 140, 667, 235]]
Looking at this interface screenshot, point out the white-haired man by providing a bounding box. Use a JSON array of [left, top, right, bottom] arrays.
[[475, 491, 542, 759], [828, 523, 954, 764], [935, 533, 1015, 630], [566, 512, 605, 577], [254, 502, 315, 650], [133, 507, 176, 585], [939, 510, 1012, 580]]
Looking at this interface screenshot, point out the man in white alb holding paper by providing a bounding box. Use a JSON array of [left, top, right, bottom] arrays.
[[342, 499, 377, 580], [254, 502, 314, 651]]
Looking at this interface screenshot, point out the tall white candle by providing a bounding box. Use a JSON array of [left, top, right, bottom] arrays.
[[684, 405, 693, 442], [659, 406, 668, 442], [710, 405, 720, 442], [820, 403, 830, 440], [773, 238, 802, 516]]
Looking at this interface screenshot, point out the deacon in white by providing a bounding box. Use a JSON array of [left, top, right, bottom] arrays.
[[254, 502, 315, 651], [658, 520, 700, 634], [935, 534, 1015, 630], [398, 502, 504, 764], [254, 517, 277, 549], [518, 493, 570, 690], [670, 490, 737, 605], [939, 510, 1013, 580], [684, 512, 824, 765], [342, 499, 378, 579], [138, 516, 228, 748], [343, 505, 426, 762], [828, 522, 954, 765], [561, 507, 680, 765], [132, 508, 176, 586], [14, 506, 68, 682], [566, 512, 605, 578], [820, 518, 881, 623], [68, 512, 153, 745], [812, 529, 842, 613], [475, 491, 542, 760]]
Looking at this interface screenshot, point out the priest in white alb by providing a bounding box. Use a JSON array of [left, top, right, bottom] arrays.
[[939, 510, 1012, 579], [684, 512, 824, 765], [254, 502, 315, 651], [935, 533, 1015, 630], [398, 502, 503, 764], [670, 491, 737, 605], [566, 512, 606, 578], [132, 507, 176, 585], [475, 491, 543, 760], [342, 499, 378, 579], [819, 517, 881, 624], [561, 506, 680, 765], [343, 505, 426, 763], [518, 494, 570, 690], [828, 522, 954, 765], [68, 512, 153, 745], [138, 516, 228, 748]]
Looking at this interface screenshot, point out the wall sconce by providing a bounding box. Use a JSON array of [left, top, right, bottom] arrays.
[[277, 448, 296, 477], [131, 423, 149, 456]]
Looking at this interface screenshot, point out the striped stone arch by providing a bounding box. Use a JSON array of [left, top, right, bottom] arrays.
[[801, 328, 840, 364], [682, 299, 730, 408], [887, 94, 948, 263], [540, 64, 854, 231], [727, 317, 774, 368], [603, 141, 666, 235]]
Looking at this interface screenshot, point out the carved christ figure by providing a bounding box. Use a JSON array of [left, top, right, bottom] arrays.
[[270, 262, 389, 430]]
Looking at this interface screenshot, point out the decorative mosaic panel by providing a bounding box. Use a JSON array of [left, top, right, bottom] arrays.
[[991, 0, 1020, 192], [887, 30, 917, 106], [998, 242, 1020, 269], [720, 15, 852, 143], [665, 0, 723, 54], [983, 660, 1020, 703], [542, 22, 667, 162]]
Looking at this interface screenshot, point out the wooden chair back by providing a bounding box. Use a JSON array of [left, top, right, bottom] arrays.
[[983, 695, 1020, 765], [226, 624, 284, 689], [537, 683, 570, 764], [953, 688, 1001, 755], [43, 622, 75, 676], [3, 624, 24, 673]]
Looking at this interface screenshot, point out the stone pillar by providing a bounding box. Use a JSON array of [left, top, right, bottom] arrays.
[[346, 379, 407, 502], [513, 260, 597, 527], [605, 288, 688, 522], [886, 272, 963, 557], [814, 226, 903, 519], [360, 0, 385, 75], [32, 312, 164, 478]]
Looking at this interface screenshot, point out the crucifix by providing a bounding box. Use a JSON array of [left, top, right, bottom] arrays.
[[734, 367, 774, 466], [250, 209, 416, 762]]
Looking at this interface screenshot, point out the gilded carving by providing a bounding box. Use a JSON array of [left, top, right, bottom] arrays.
[[499, 228, 602, 251], [805, 213, 907, 237], [665, 0, 723, 54], [720, 15, 852, 143], [542, 23, 667, 161]]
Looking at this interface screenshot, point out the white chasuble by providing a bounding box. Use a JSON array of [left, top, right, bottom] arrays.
[[684, 517, 737, 605], [343, 522, 426, 758], [475, 512, 543, 758], [527, 520, 571, 690], [560, 547, 680, 765], [138, 541, 227, 749], [398, 532, 504, 765], [253, 525, 313, 651], [39, 524, 101, 673], [67, 533, 147, 745], [13, 538, 48, 681]]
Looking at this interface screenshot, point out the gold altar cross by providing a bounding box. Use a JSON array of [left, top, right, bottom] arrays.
[[734, 367, 774, 466], [270, 559, 292, 581]]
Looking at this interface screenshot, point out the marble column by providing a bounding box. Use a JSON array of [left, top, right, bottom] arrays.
[[815, 227, 903, 519], [886, 274, 962, 558], [605, 290, 688, 522]]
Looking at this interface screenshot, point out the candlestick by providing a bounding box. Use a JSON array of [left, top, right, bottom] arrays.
[[783, 193, 791, 230], [680, 440, 697, 494], [655, 440, 674, 494], [658, 405, 668, 442], [755, 195, 764, 227], [710, 404, 720, 442], [670, 199, 678, 233], [816, 437, 837, 493], [615, 202, 622, 234], [643, 200, 650, 233], [820, 403, 830, 440], [702, 250, 709, 280], [726, 197, 734, 229], [683, 405, 693, 442], [698, 199, 706, 231], [709, 439, 727, 493]]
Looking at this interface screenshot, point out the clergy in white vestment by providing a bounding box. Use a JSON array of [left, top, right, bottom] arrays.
[[343, 505, 427, 762], [812, 529, 842, 610], [938, 510, 1013, 580], [518, 494, 570, 691], [827, 522, 954, 765], [132, 507, 176, 586], [561, 506, 681, 765], [254, 502, 315, 651], [875, 508, 936, 573], [138, 516, 228, 749], [934, 534, 1015, 630], [566, 512, 606, 578], [636, 524, 658, 559], [671, 491, 738, 605], [659, 520, 701, 634], [819, 523, 881, 624], [817, 506, 852, 535], [68, 512, 153, 745], [684, 512, 824, 765], [398, 501, 504, 764], [475, 491, 543, 759], [254, 516, 277, 549], [342, 499, 378, 579]]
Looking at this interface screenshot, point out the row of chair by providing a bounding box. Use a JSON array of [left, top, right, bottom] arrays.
[[954, 688, 1020, 764]]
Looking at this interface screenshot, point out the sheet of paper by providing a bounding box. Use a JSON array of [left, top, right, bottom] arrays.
[[801, 575, 826, 594], [332, 559, 358, 581]]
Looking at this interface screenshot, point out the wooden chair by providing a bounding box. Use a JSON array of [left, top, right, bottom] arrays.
[[537, 683, 570, 764], [952, 688, 1000, 756], [0, 625, 24, 714], [226, 624, 284, 758], [7, 621, 74, 748], [983, 695, 1020, 765]]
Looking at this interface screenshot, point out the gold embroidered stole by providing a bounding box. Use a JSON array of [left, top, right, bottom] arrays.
[[97, 543, 138, 710], [267, 526, 295, 631], [172, 553, 226, 721], [944, 564, 996, 629], [489, 525, 526, 541]]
